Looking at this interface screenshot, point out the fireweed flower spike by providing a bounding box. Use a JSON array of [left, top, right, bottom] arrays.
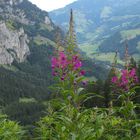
[[111, 68, 139, 91], [51, 51, 85, 82], [74, 61, 82, 70], [111, 76, 118, 83]]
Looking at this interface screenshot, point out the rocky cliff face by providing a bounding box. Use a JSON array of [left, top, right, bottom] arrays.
[[0, 0, 30, 25], [0, 0, 23, 5], [0, 0, 31, 64], [0, 21, 29, 64], [0, 0, 63, 64]]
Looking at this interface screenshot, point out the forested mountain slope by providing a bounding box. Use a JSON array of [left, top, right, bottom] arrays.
[[0, 0, 62, 124]]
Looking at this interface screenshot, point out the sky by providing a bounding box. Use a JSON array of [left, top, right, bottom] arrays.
[[28, 0, 77, 11]]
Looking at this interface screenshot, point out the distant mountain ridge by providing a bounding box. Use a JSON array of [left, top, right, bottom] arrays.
[[50, 0, 140, 63]]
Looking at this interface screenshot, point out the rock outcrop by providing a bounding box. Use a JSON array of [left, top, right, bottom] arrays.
[[0, 21, 30, 64], [0, 0, 23, 5], [0, 0, 59, 65], [0, 0, 29, 25]]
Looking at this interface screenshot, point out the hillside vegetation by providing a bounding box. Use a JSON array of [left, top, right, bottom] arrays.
[[50, 0, 140, 62], [0, 9, 140, 139]]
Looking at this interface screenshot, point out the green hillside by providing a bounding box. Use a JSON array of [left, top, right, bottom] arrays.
[[0, 0, 62, 125], [50, 0, 140, 62]]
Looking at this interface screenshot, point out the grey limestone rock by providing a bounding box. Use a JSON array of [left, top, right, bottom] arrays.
[[0, 21, 30, 64]]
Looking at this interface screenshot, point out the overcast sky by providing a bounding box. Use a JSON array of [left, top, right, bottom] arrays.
[[28, 0, 77, 11]]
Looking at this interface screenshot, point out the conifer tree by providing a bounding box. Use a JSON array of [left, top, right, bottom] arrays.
[[104, 51, 118, 108], [137, 61, 140, 79], [55, 28, 64, 54], [133, 60, 140, 105], [124, 41, 131, 69], [124, 42, 137, 70], [129, 57, 137, 69]]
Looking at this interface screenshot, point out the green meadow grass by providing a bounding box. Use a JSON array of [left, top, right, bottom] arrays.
[[121, 29, 140, 40], [33, 35, 56, 46]]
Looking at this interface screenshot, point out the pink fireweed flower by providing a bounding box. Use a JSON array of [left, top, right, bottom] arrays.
[[111, 76, 118, 83], [51, 51, 85, 83], [59, 51, 66, 58], [74, 60, 82, 70], [51, 57, 58, 69], [72, 55, 78, 61], [61, 76, 65, 81], [58, 52, 68, 69], [129, 68, 136, 77], [121, 69, 128, 76], [80, 70, 86, 76], [59, 52, 66, 62], [135, 76, 139, 82], [121, 77, 129, 85], [111, 68, 139, 91]]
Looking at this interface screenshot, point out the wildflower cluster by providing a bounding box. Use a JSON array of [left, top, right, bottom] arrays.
[[51, 51, 85, 82], [112, 68, 138, 91]]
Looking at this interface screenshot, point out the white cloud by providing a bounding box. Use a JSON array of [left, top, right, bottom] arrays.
[[28, 0, 77, 11]]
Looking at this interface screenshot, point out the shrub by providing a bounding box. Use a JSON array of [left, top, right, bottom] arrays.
[[0, 115, 24, 140]]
